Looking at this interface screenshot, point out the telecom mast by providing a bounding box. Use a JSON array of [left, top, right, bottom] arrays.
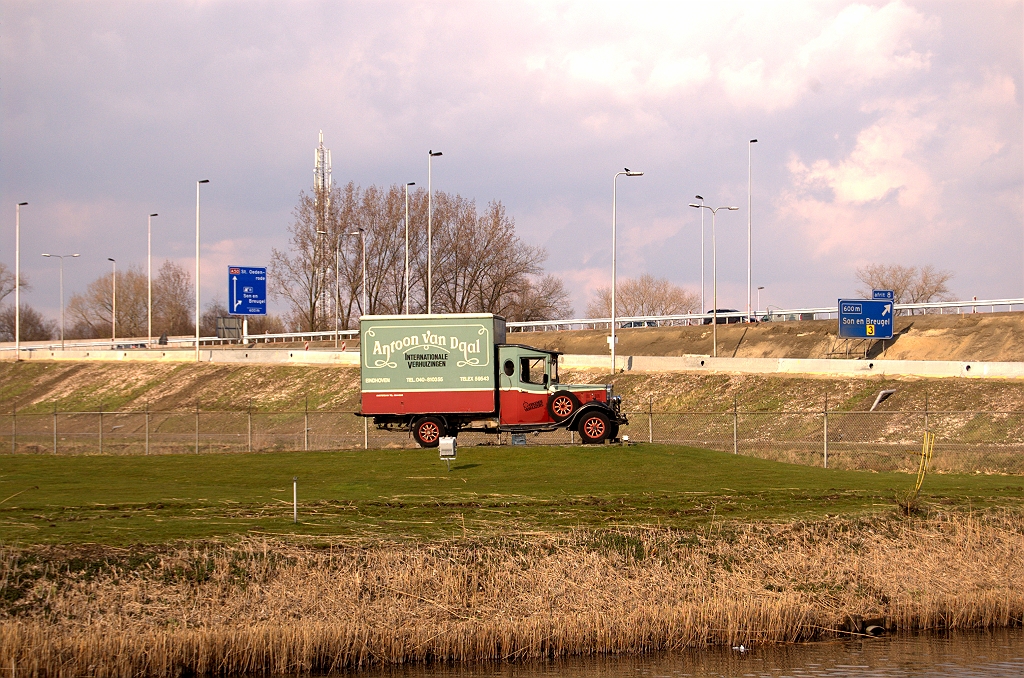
[[314, 131, 333, 329]]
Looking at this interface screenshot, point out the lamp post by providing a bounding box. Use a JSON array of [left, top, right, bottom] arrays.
[[688, 203, 739, 357], [757, 286, 765, 317], [335, 240, 341, 348], [14, 202, 26, 357], [195, 180, 209, 362], [747, 139, 758, 321], [611, 168, 644, 374], [695, 194, 705, 312], [404, 181, 415, 314], [41, 253, 79, 350], [347, 228, 366, 314], [107, 258, 117, 346], [147, 213, 158, 345], [427, 150, 442, 314]]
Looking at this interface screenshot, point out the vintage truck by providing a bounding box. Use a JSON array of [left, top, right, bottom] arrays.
[[358, 313, 627, 447]]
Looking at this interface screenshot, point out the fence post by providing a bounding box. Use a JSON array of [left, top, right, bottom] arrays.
[[195, 402, 199, 454], [304, 397, 309, 451], [823, 393, 829, 469], [733, 396, 738, 454], [98, 404, 103, 454], [247, 399, 252, 454], [364, 417, 368, 450], [145, 404, 150, 455], [52, 405, 57, 455], [648, 396, 653, 444]]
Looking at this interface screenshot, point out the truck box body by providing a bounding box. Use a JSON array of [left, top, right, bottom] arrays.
[[360, 314, 506, 415]]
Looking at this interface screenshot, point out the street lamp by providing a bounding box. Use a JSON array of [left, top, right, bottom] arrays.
[[695, 195, 705, 312], [427, 150, 442, 314], [195, 180, 209, 362], [688, 203, 739, 357], [611, 168, 644, 374], [347, 228, 366, 315], [107, 258, 117, 345], [757, 286, 765, 316], [747, 139, 758, 321], [147, 213, 158, 345], [41, 253, 79, 350], [404, 181, 415, 314], [14, 202, 27, 357]]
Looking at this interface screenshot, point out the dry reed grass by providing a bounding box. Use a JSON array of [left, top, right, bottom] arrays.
[[1, 509, 1023, 676]]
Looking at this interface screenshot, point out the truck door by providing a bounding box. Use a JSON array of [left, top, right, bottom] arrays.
[[498, 347, 553, 425]]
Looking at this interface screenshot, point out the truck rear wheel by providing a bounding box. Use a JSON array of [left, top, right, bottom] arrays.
[[413, 417, 445, 448], [547, 392, 580, 422], [578, 411, 610, 444]]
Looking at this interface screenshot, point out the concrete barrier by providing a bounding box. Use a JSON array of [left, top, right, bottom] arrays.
[[5, 347, 1022, 379], [560, 354, 1024, 379], [3, 348, 361, 366]]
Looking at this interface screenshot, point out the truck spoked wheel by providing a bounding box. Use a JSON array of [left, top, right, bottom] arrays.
[[578, 411, 610, 444], [547, 392, 579, 422], [413, 417, 445, 448]]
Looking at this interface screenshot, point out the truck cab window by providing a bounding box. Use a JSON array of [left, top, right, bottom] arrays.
[[520, 357, 547, 385]]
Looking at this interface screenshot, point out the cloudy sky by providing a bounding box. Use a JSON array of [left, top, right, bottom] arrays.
[[2, 0, 1022, 320]]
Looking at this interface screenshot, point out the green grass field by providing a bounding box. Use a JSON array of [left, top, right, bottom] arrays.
[[1, 444, 1022, 545]]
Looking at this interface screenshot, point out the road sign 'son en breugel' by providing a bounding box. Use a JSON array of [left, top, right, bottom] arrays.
[[228, 266, 267, 316], [838, 298, 894, 339], [872, 289, 895, 300]]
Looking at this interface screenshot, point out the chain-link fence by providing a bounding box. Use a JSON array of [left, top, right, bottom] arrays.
[[2, 406, 1022, 474]]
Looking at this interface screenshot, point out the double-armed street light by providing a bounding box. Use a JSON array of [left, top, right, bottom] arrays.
[[688, 202, 739, 357], [611, 168, 644, 374], [41, 253, 79, 350], [427, 150, 442, 314]]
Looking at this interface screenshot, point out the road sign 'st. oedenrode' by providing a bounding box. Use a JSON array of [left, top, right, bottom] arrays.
[[228, 266, 267, 316]]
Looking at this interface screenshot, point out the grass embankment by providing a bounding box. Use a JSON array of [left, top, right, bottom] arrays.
[[4, 361, 1024, 416], [1, 444, 1023, 544], [2, 446, 1024, 674]]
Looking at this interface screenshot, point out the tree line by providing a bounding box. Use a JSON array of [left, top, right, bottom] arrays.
[[269, 182, 574, 330]]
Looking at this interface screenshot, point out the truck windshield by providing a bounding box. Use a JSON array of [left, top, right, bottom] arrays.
[[520, 357, 547, 385]]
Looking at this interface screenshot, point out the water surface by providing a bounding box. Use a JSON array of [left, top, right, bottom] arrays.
[[361, 628, 1024, 677]]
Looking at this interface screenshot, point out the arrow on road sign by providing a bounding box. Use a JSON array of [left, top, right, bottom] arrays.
[[232, 276, 242, 310], [882, 304, 891, 316]]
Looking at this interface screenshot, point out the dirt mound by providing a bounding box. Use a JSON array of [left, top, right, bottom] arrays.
[[514, 312, 1024, 363]]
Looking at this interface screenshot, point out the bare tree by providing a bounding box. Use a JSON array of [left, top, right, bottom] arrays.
[[275, 181, 571, 327], [0, 262, 30, 304], [66, 260, 196, 339], [587, 275, 700, 318], [153, 260, 195, 337], [270, 181, 342, 332], [66, 265, 148, 339], [0, 304, 55, 341], [505, 274, 574, 321], [855, 263, 954, 311]]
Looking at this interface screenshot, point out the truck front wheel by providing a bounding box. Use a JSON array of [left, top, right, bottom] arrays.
[[578, 411, 610, 444], [413, 417, 445, 448]]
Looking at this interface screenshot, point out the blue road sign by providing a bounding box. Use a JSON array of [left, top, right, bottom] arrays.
[[228, 266, 267, 315], [839, 299, 893, 339], [872, 289, 895, 300]]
